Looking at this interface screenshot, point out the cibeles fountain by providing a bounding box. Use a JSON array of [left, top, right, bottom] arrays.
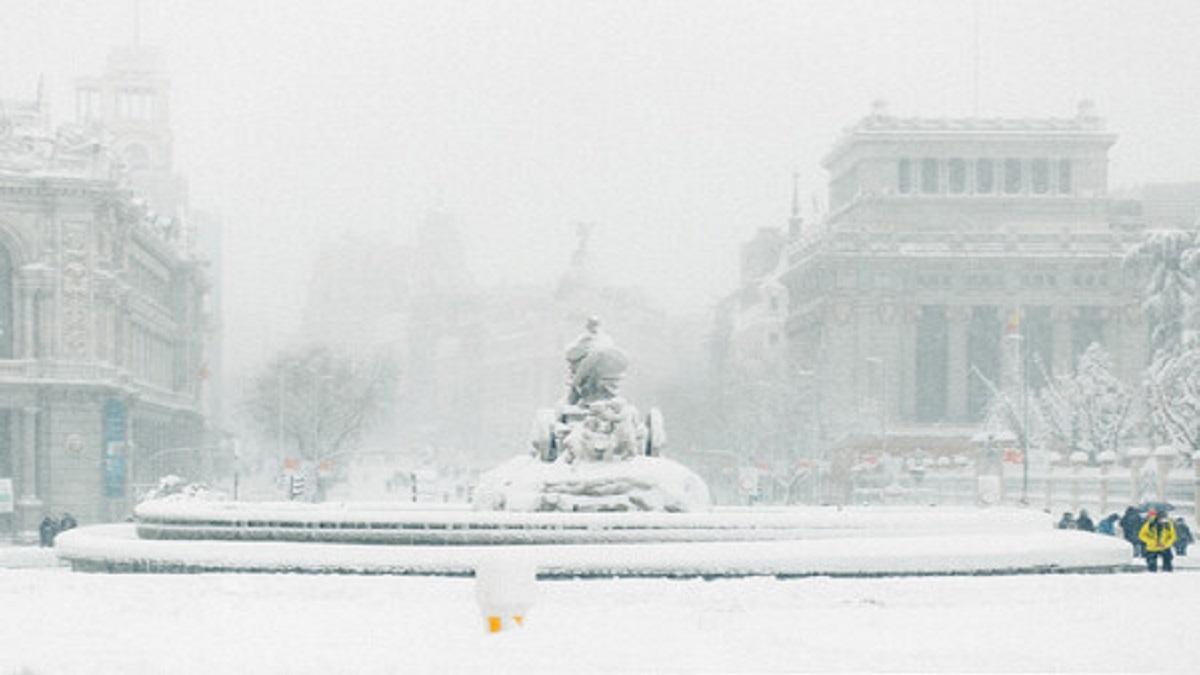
[[474, 317, 711, 513], [51, 319, 1131, 580]]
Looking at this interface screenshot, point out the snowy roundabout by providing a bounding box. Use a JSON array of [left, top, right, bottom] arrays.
[[55, 505, 1133, 578], [56, 320, 1133, 579]]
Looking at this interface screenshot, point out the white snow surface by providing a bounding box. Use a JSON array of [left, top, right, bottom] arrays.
[[0, 568, 1195, 673]]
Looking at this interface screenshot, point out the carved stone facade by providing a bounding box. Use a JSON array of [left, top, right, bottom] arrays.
[[0, 48, 211, 538]]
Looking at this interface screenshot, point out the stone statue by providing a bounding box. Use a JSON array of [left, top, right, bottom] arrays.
[[472, 318, 710, 513], [564, 316, 629, 405]]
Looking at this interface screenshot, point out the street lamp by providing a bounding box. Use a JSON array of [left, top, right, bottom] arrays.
[[1045, 449, 1063, 511], [1097, 450, 1117, 515]]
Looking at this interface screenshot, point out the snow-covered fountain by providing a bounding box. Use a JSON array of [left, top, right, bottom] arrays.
[[474, 317, 710, 513], [53, 320, 1133, 578]]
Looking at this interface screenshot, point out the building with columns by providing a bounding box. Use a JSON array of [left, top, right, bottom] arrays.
[[0, 47, 212, 537], [776, 101, 1147, 468]]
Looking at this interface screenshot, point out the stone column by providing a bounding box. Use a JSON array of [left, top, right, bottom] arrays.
[[946, 306, 969, 422], [14, 406, 42, 542], [1153, 445, 1175, 502], [20, 289, 34, 359], [1127, 447, 1150, 505]]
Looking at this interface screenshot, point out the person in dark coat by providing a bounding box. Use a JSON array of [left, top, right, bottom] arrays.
[[59, 513, 78, 532], [1097, 513, 1119, 536], [1057, 512, 1076, 529], [1119, 506, 1143, 557], [38, 516, 58, 547], [1076, 509, 1095, 532], [1174, 517, 1194, 556]]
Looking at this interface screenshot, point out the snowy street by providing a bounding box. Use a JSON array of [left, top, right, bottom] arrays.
[[1, 567, 1195, 673]]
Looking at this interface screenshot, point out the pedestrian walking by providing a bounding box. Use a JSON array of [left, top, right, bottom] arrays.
[[38, 516, 58, 547], [1173, 517, 1193, 556], [1097, 513, 1119, 536], [1119, 506, 1143, 557], [1076, 509, 1095, 532], [1138, 509, 1177, 573], [59, 512, 78, 532]]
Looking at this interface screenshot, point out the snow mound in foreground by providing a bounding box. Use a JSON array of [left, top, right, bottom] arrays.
[[474, 455, 711, 513]]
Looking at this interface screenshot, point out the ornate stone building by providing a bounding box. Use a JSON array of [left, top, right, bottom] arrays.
[[779, 101, 1147, 459], [0, 47, 211, 536]]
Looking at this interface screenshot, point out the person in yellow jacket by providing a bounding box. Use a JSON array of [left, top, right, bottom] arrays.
[[1138, 510, 1177, 572]]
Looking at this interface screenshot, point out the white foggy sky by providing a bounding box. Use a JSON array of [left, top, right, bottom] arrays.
[[2, 0, 1199, 372]]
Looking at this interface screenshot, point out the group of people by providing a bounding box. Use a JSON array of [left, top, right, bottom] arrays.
[[38, 513, 78, 547], [1057, 506, 1194, 573]]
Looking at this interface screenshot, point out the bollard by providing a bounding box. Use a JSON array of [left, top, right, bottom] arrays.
[[475, 555, 537, 634]]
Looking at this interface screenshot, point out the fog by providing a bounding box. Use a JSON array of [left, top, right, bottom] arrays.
[[4, 1, 1198, 377]]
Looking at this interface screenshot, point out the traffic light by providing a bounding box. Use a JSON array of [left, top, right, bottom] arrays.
[[290, 475, 306, 500]]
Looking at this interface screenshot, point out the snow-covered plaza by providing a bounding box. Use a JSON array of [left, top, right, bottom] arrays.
[[0, 565, 1196, 673], [2, 505, 1195, 673]]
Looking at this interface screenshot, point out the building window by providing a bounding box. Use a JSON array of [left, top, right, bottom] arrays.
[[915, 305, 948, 422], [1004, 159, 1022, 194], [898, 159, 912, 194], [967, 306, 1002, 422], [921, 158, 939, 194], [1058, 160, 1072, 194], [948, 159, 966, 194], [976, 160, 994, 194], [1031, 158, 1049, 194]]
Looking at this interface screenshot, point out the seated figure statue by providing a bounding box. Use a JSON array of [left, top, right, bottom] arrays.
[[473, 317, 709, 512], [564, 316, 629, 405]]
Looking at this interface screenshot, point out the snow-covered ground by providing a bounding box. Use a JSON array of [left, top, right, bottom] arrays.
[[0, 568, 1195, 673]]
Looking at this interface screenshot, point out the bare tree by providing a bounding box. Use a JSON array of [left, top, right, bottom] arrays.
[[245, 344, 400, 476]]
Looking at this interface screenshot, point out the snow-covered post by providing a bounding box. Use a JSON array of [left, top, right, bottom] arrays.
[[1153, 445, 1176, 502], [475, 556, 537, 634], [1069, 451, 1088, 512], [1045, 450, 1062, 511], [1097, 450, 1117, 515], [1127, 447, 1150, 505]]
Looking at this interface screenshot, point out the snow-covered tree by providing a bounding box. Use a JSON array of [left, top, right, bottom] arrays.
[[1036, 345, 1136, 463], [1145, 337, 1200, 454], [1124, 228, 1200, 356], [1126, 226, 1200, 456]]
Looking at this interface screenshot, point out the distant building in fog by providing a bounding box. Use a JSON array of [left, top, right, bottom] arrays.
[[301, 217, 684, 465], [786, 100, 1147, 437], [717, 101, 1163, 499], [0, 47, 215, 535]]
